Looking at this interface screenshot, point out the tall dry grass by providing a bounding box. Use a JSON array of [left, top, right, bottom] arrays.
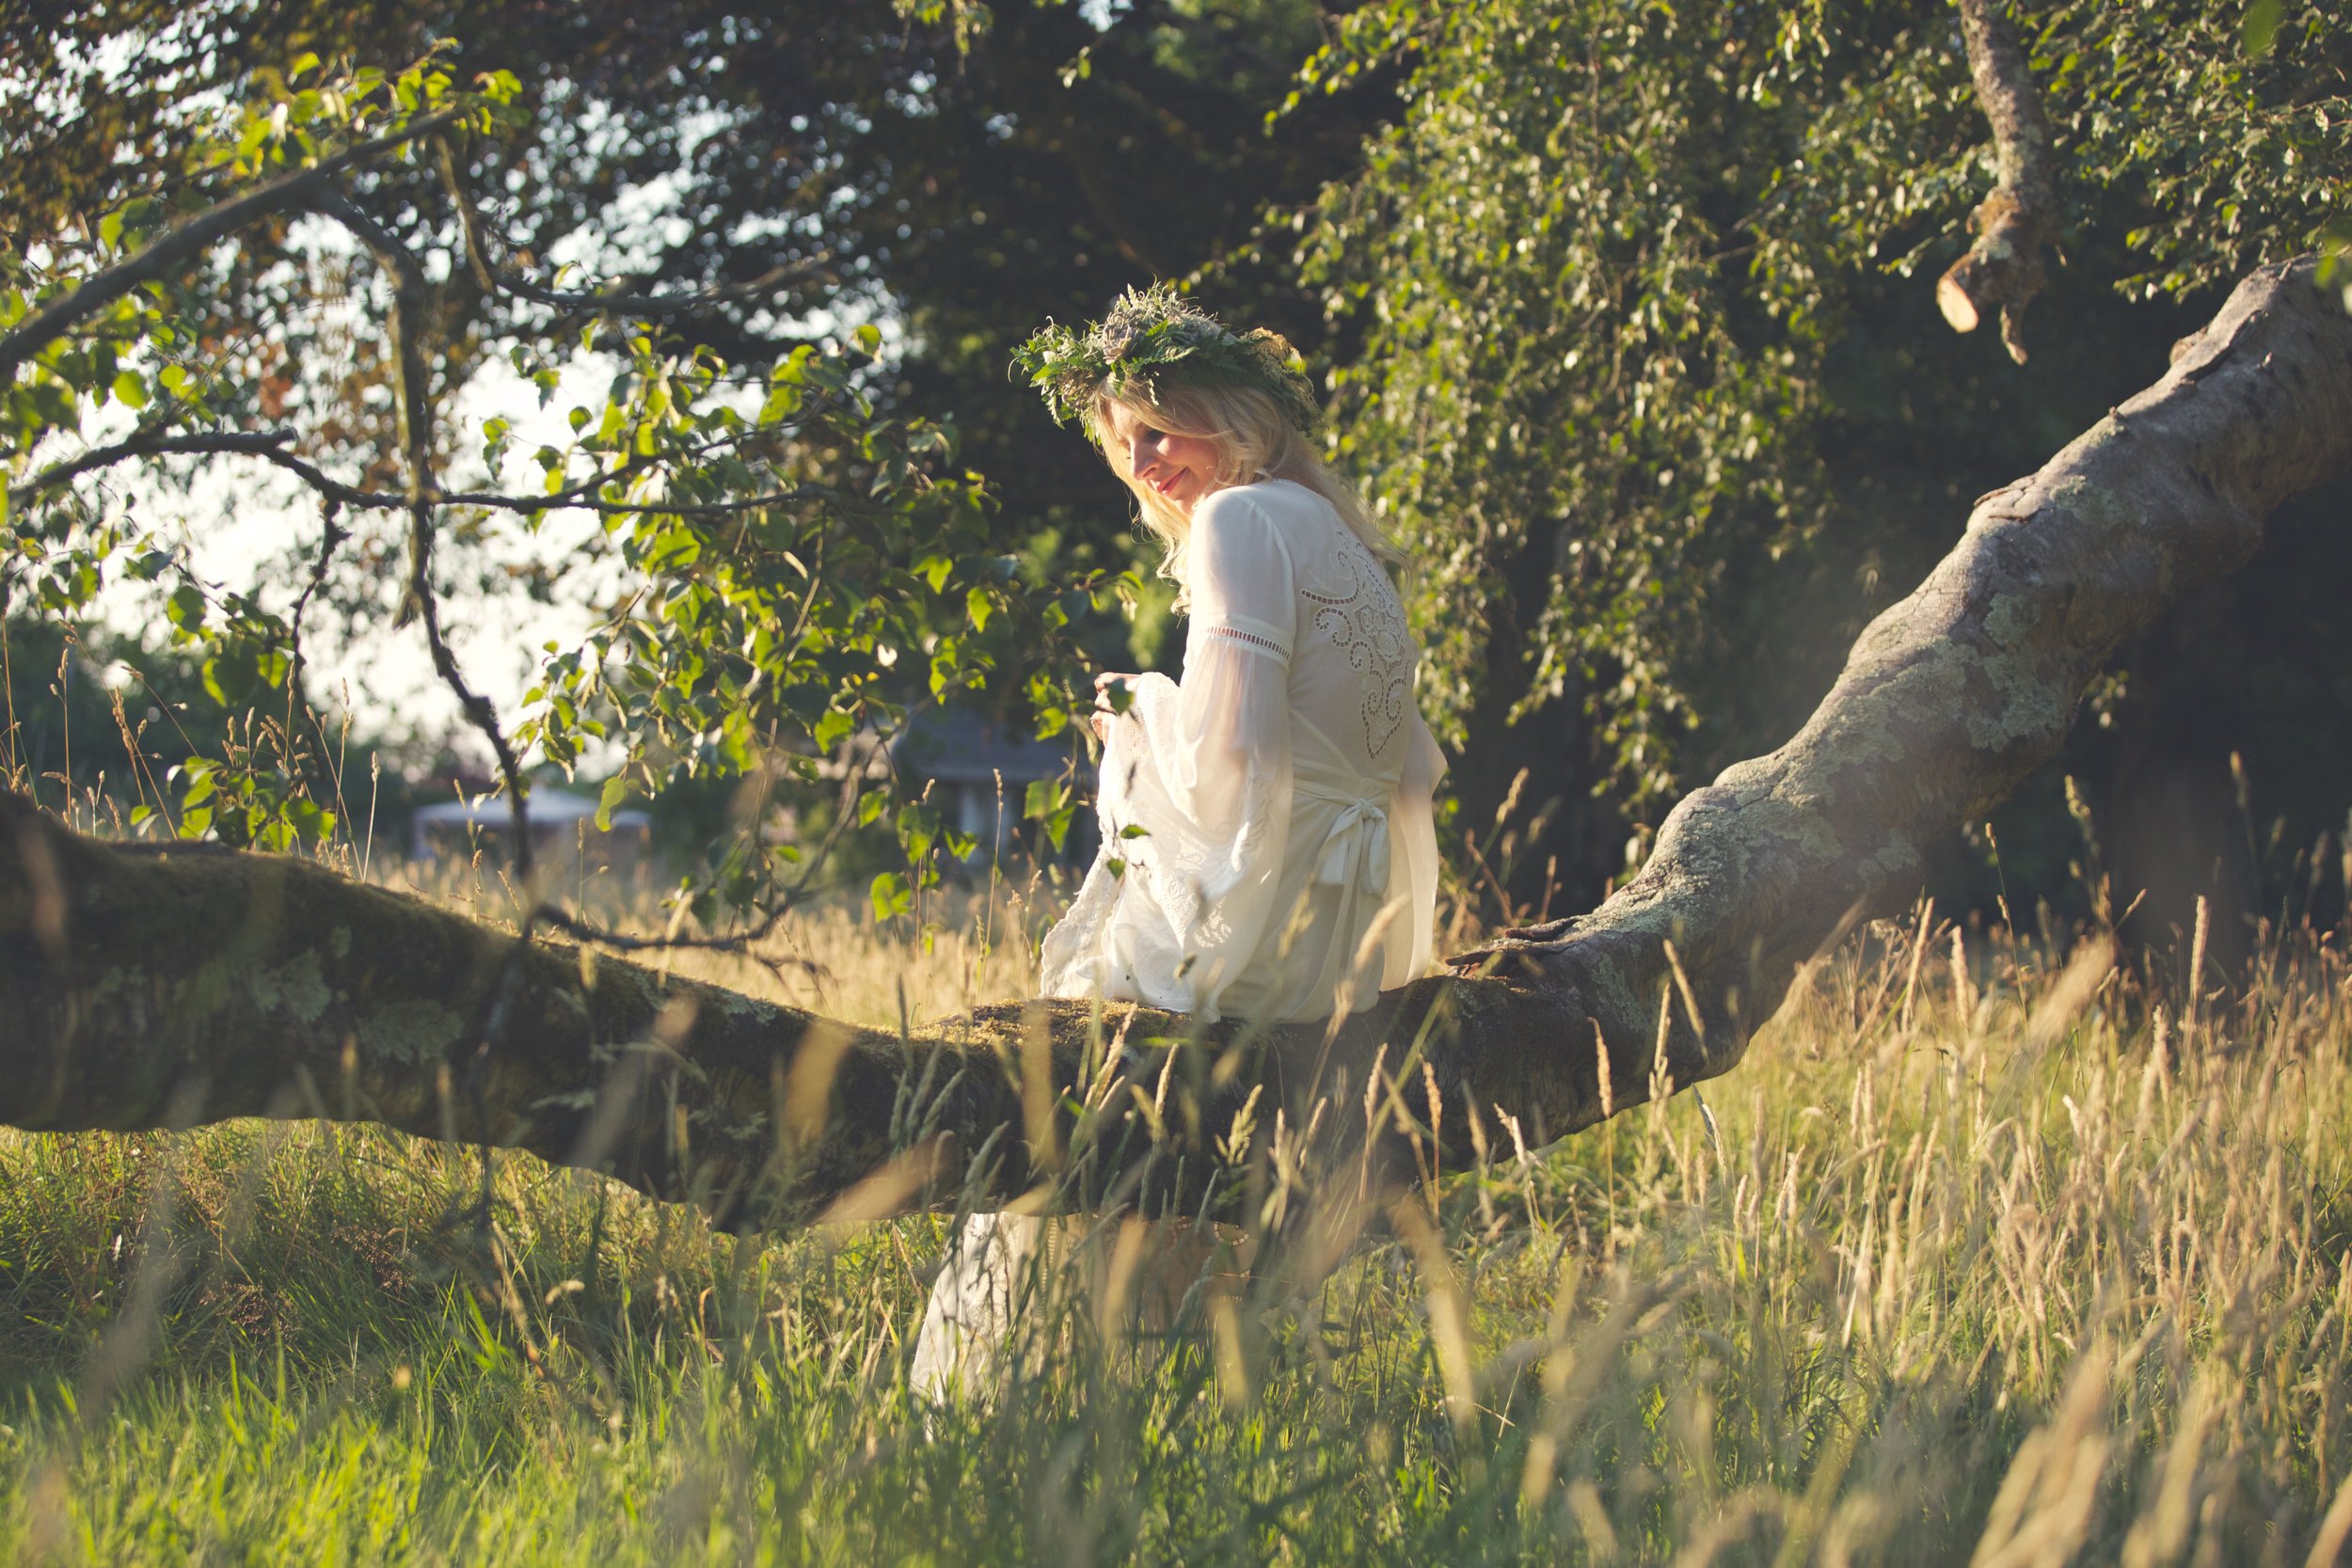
[[1, 830, 2348, 1564]]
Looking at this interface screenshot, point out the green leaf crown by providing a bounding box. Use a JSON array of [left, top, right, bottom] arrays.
[[1012, 283, 1321, 436]]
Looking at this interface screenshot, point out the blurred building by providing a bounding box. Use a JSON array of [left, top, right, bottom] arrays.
[[832, 709, 1094, 870], [409, 788, 653, 879]]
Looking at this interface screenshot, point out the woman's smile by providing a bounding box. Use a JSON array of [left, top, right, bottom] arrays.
[[1107, 406, 1222, 514]]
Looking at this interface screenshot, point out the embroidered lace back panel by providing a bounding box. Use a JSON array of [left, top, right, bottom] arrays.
[[1297, 518, 1414, 762]]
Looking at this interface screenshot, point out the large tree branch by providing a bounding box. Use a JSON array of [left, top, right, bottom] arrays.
[[3, 263, 2349, 1230], [1936, 0, 2060, 364], [0, 792, 1434, 1227]]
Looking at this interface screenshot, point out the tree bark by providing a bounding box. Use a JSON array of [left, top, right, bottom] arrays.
[[1936, 0, 2060, 364], [4, 263, 2349, 1230]]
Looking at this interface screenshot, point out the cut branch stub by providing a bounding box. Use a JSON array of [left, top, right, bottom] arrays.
[[1, 264, 2348, 1235], [1937, 0, 2060, 363]]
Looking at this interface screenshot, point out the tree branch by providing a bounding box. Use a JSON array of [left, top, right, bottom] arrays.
[[0, 108, 465, 391], [24, 429, 822, 518], [4, 263, 2348, 1234], [309, 190, 535, 891], [1936, 0, 2060, 364], [433, 135, 834, 321]]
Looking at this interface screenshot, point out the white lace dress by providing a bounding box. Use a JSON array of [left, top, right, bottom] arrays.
[[1039, 477, 1445, 1025], [909, 479, 1445, 1401]]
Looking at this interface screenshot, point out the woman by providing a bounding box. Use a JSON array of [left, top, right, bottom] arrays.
[[911, 284, 1445, 1397]]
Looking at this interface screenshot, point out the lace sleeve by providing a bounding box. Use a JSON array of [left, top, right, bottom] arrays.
[[1091, 492, 1297, 1021]]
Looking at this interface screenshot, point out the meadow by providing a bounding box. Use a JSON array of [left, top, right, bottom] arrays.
[[2, 844, 2349, 1566]]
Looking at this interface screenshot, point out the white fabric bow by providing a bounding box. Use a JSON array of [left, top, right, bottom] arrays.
[[1315, 797, 1391, 889]]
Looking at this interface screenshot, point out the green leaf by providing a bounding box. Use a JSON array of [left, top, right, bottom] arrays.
[[1025, 776, 1065, 820], [165, 584, 207, 633], [896, 801, 937, 861], [2241, 0, 2281, 56], [201, 650, 254, 706], [812, 708, 855, 752], [868, 870, 912, 923], [596, 772, 632, 830]]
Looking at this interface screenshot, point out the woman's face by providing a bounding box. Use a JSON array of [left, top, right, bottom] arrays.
[[1103, 403, 1224, 515]]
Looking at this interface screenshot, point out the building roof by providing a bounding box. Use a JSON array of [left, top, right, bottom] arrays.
[[410, 789, 650, 830], [826, 708, 1089, 788]]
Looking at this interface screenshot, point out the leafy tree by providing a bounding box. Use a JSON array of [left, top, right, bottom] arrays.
[[5, 6, 2352, 1257], [1, 53, 1112, 925], [6, 259, 2348, 1227], [1, 0, 1390, 673], [1293, 0, 2351, 927]]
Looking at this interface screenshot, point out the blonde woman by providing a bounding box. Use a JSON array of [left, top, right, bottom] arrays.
[[911, 285, 1446, 1398]]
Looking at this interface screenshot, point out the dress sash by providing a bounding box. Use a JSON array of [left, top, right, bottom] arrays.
[[1293, 768, 1392, 893]]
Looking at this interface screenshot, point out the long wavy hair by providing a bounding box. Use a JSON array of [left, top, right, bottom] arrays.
[[1087, 378, 1395, 609]]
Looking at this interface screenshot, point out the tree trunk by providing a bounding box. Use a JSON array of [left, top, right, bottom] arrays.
[[4, 262, 2348, 1230]]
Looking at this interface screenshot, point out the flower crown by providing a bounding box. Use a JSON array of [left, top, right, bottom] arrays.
[[1012, 283, 1321, 437]]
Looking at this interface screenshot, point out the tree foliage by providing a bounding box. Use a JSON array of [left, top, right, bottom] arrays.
[[6, 0, 2349, 944], [0, 50, 1121, 928], [1293, 0, 2350, 907], [1, 0, 1385, 658]]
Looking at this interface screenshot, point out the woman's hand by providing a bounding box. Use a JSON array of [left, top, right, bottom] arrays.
[[1090, 671, 1137, 741]]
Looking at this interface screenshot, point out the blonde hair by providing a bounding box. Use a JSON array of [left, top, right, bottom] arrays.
[[1087, 378, 1395, 607]]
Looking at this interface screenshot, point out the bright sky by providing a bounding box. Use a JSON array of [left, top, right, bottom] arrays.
[[124, 354, 621, 769]]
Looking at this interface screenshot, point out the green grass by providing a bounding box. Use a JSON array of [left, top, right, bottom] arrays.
[[4, 890, 2351, 1565]]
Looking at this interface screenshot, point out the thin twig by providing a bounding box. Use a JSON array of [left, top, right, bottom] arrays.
[[530, 901, 829, 988], [280, 497, 347, 816], [435, 135, 833, 319], [310, 190, 532, 858]]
